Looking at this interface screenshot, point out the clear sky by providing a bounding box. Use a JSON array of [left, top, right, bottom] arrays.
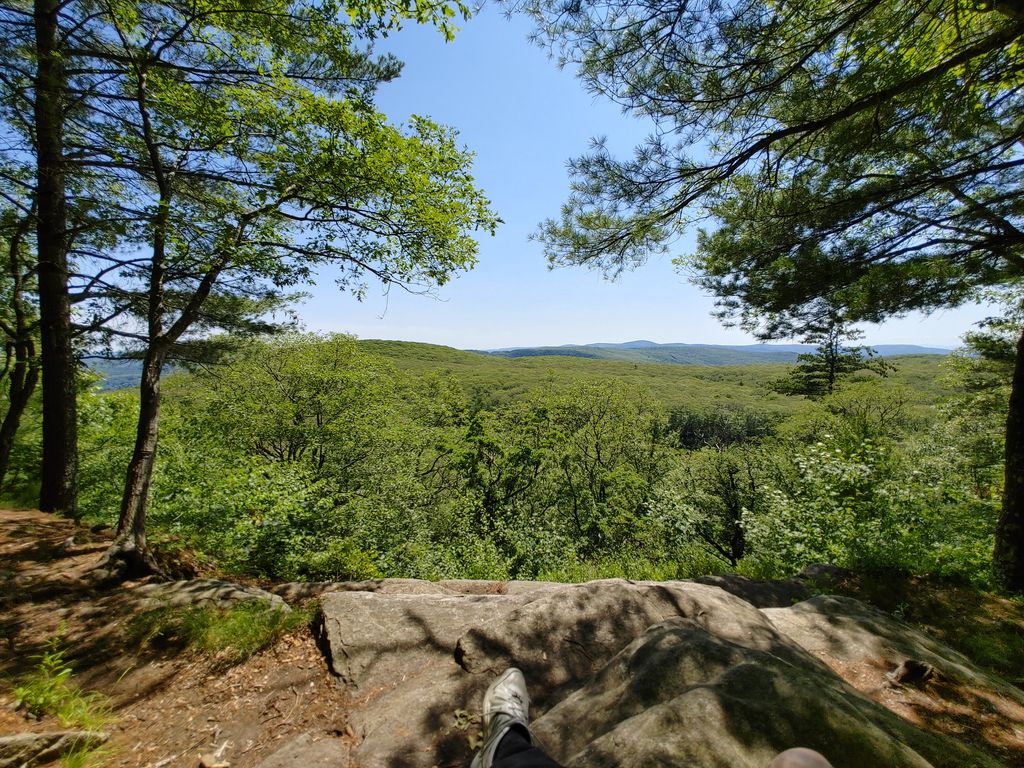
[[298, 7, 990, 350]]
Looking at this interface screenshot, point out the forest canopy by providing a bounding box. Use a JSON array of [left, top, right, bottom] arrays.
[[0, 338, 996, 589]]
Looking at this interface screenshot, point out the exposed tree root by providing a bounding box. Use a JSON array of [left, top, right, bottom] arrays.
[[92, 538, 168, 584]]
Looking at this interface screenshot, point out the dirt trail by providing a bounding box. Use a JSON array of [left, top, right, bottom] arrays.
[[1, 508, 350, 768]]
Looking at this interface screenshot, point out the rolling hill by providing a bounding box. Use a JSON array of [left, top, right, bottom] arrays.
[[357, 339, 950, 412], [478, 340, 949, 365], [90, 340, 952, 413]]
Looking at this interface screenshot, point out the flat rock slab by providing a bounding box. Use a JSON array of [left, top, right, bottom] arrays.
[[693, 573, 810, 608], [764, 595, 1024, 700], [320, 586, 544, 768], [273, 578, 562, 604], [452, 579, 813, 692], [319, 578, 1015, 768], [763, 594, 1024, 756], [0, 730, 108, 768]]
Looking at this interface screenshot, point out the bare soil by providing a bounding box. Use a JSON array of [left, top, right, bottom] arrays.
[[1, 508, 351, 768]]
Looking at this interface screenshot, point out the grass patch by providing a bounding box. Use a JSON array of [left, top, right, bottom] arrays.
[[13, 636, 112, 731], [126, 599, 318, 667], [954, 620, 1024, 683], [537, 545, 732, 583], [60, 743, 114, 768]]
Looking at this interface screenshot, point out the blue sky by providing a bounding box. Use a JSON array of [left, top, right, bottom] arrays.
[[299, 7, 990, 350]]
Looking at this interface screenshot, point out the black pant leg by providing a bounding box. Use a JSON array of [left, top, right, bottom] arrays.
[[491, 726, 563, 768]]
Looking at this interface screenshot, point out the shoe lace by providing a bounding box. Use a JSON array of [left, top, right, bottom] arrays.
[[502, 690, 527, 718]]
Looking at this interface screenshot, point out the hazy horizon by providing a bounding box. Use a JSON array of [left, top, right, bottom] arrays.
[[354, 337, 956, 352]]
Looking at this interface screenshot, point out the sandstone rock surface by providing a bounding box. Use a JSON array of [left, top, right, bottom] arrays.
[[255, 732, 348, 768], [763, 595, 1022, 699], [531, 618, 992, 768], [316, 577, 1023, 768]]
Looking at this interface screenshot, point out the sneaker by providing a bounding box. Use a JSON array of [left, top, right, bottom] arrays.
[[470, 668, 532, 768]]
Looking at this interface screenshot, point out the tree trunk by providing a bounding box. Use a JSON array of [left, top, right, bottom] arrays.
[[994, 325, 1024, 592], [34, 0, 77, 518], [0, 342, 40, 490], [102, 347, 168, 578]]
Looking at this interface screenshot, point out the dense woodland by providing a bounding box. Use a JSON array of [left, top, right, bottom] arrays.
[[0, 337, 1005, 587], [1, 0, 1023, 591]]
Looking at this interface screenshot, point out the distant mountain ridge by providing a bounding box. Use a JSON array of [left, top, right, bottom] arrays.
[[89, 339, 951, 389], [480, 341, 950, 366]]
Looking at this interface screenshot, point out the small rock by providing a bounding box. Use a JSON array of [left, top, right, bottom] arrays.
[[198, 753, 230, 768]]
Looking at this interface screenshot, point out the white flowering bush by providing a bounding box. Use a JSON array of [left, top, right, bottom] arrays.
[[743, 435, 993, 580]]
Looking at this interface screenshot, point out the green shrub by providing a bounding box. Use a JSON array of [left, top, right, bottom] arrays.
[[536, 543, 729, 583], [13, 637, 111, 731], [295, 539, 382, 581], [404, 536, 512, 581], [666, 406, 778, 448], [741, 434, 998, 583]]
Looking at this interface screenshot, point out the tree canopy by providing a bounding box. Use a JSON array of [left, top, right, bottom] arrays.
[[526, 0, 1024, 588], [772, 320, 890, 399], [0, 0, 499, 343], [529, 1, 1024, 319], [0, 0, 499, 574]]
